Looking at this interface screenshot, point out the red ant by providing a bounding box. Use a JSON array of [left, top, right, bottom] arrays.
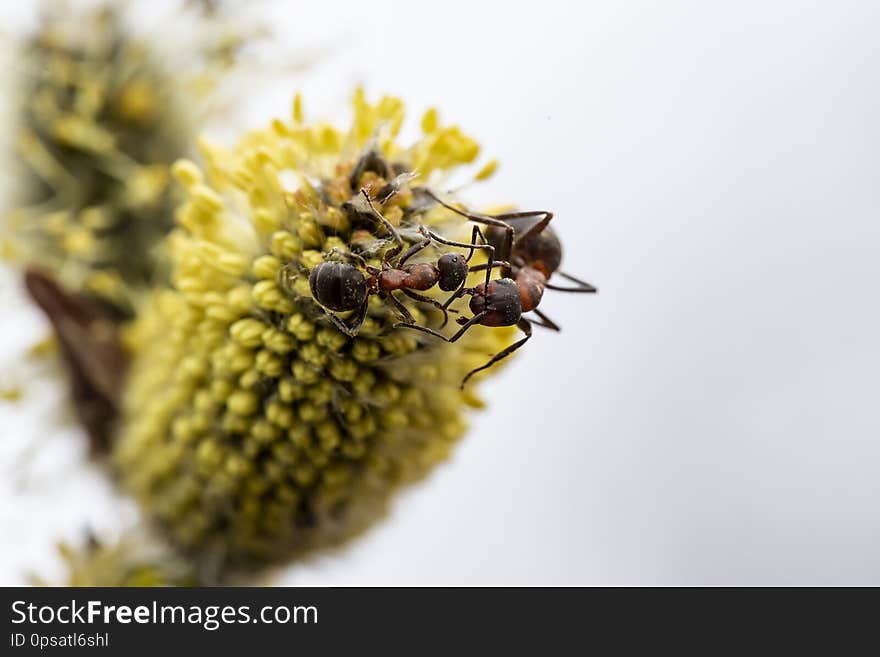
[[396, 188, 596, 388], [307, 191, 496, 337]]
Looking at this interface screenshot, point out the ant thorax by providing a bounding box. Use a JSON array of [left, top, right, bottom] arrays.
[[376, 268, 411, 291], [515, 268, 548, 313]]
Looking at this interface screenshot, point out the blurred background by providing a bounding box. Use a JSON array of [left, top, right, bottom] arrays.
[[1, 0, 878, 585]]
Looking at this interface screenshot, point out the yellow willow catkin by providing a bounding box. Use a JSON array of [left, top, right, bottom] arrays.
[[2, 1, 254, 317], [31, 534, 197, 587], [114, 91, 517, 568]]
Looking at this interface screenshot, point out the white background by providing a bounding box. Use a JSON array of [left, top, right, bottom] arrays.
[[1, 0, 879, 585]]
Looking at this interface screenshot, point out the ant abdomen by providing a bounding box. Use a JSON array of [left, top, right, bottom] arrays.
[[468, 278, 522, 327], [309, 261, 368, 312]]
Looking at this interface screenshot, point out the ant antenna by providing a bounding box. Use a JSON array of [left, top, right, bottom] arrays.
[[360, 189, 405, 258]]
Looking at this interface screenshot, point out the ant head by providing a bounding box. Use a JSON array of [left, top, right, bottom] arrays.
[[309, 261, 368, 312], [437, 252, 468, 291], [468, 278, 522, 327]]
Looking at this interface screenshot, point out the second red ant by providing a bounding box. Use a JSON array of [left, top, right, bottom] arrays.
[[396, 188, 597, 388]]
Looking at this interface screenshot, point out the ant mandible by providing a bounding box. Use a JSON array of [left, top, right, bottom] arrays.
[[307, 190, 498, 337], [396, 188, 597, 388]]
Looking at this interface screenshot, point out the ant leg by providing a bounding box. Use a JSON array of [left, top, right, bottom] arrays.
[[441, 285, 467, 311], [469, 226, 496, 265], [396, 233, 433, 267], [361, 189, 405, 261], [346, 300, 370, 335], [463, 206, 553, 252], [419, 188, 515, 263], [530, 308, 561, 332], [421, 225, 486, 263], [467, 261, 512, 273], [494, 210, 553, 251], [436, 258, 510, 315], [400, 289, 453, 328], [326, 247, 368, 268], [431, 225, 503, 310], [546, 271, 598, 293], [323, 301, 368, 338], [460, 317, 533, 389], [424, 228, 498, 290], [383, 292, 416, 324], [424, 226, 489, 259], [394, 311, 488, 343]]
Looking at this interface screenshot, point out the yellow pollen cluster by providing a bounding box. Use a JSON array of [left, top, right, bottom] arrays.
[[2, 3, 237, 316], [31, 536, 196, 587]]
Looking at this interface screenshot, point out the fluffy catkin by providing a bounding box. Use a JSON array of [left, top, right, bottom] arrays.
[[3, 0, 261, 317], [114, 91, 516, 567], [2, 4, 199, 316], [32, 534, 196, 587]]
